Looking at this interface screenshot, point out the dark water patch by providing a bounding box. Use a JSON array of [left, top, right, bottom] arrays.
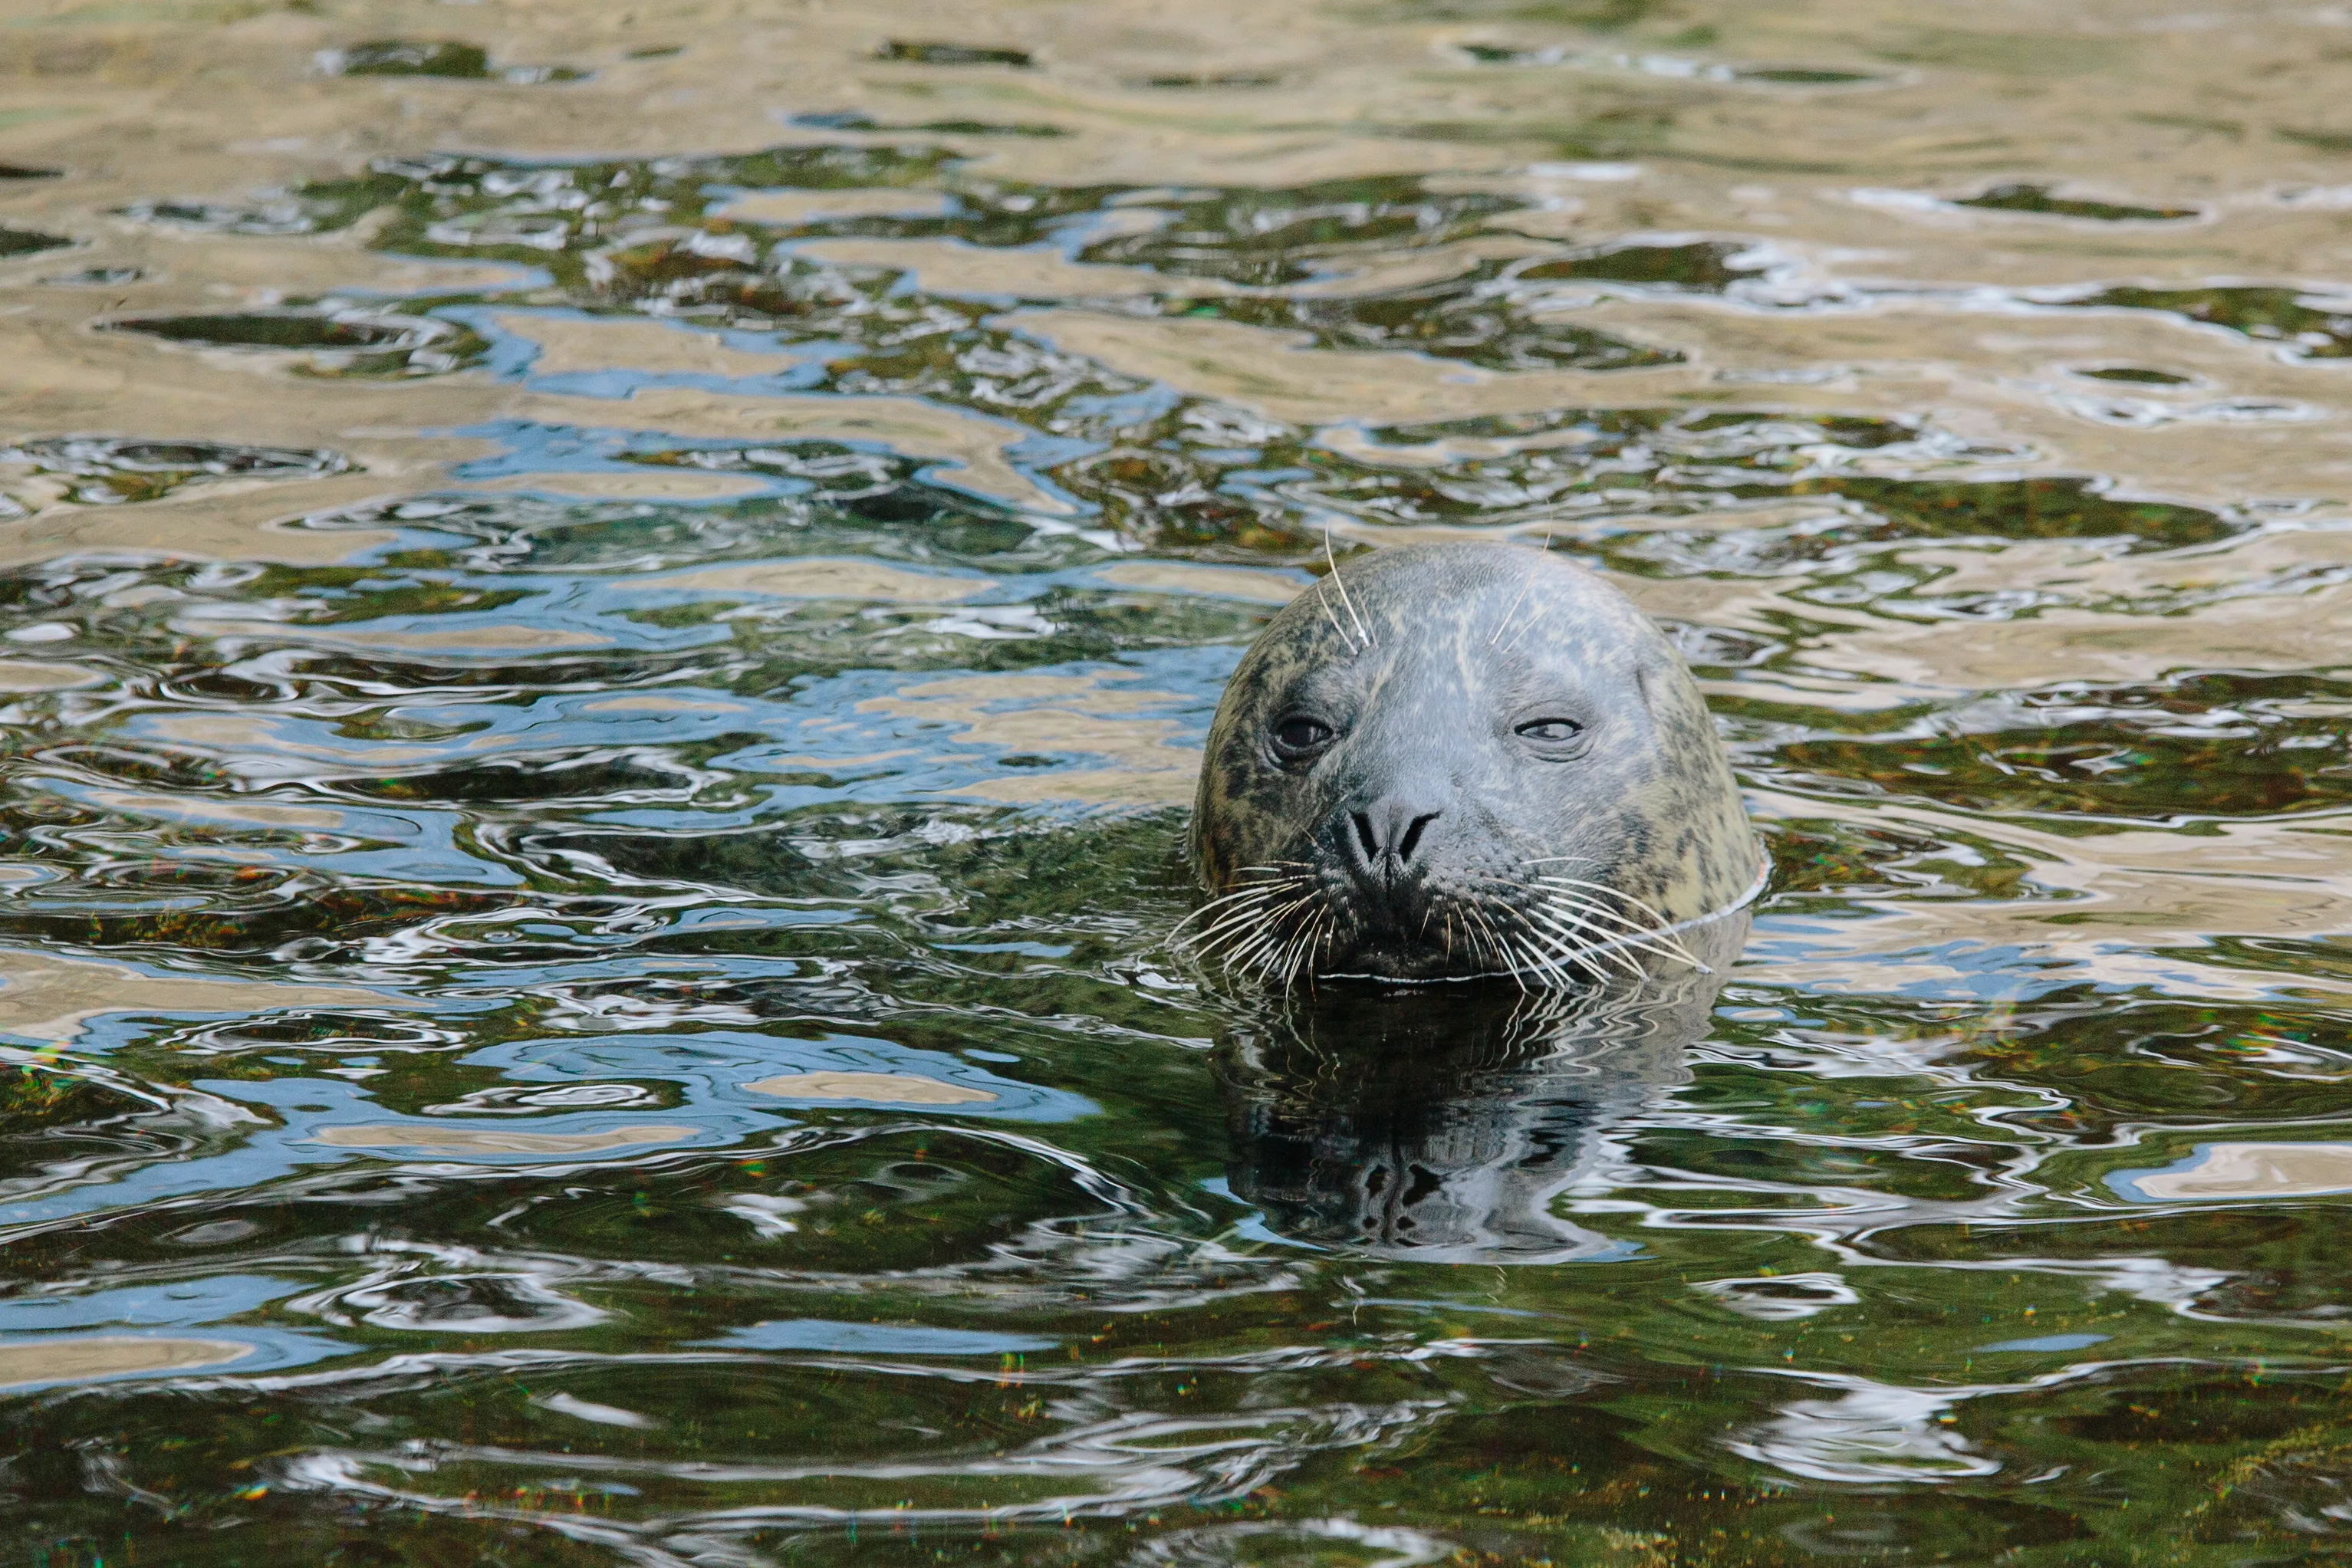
[[0, 227, 73, 258], [41, 265, 146, 286], [0, 876, 522, 958], [99, 311, 485, 376], [113, 184, 405, 237], [2275, 127, 2352, 154], [1132, 72, 1285, 88], [298, 477, 1059, 578], [2, 436, 349, 505], [1950, 995, 2352, 1136], [0, 1065, 178, 1192], [1454, 42, 1569, 63], [0, 164, 61, 179], [1771, 701, 2352, 820], [1518, 238, 1768, 291], [318, 39, 489, 77], [877, 41, 1035, 67], [314, 143, 957, 269], [498, 64, 594, 84], [2074, 363, 2194, 384], [786, 110, 1067, 136], [1956, 183, 2199, 222], [1165, 270, 1680, 370], [904, 119, 1068, 138], [1228, 409, 2214, 557], [1735, 64, 1884, 84], [1371, 0, 1663, 26], [1073, 177, 1526, 286], [1798, 474, 2237, 551], [2068, 284, 2352, 359]]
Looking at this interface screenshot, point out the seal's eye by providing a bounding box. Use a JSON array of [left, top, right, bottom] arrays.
[[1271, 715, 1335, 761], [1515, 718, 1585, 746]]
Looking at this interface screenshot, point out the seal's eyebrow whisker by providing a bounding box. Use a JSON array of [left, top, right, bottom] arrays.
[[1489, 529, 1554, 650], [1323, 529, 1375, 649], [1314, 577, 1361, 654]]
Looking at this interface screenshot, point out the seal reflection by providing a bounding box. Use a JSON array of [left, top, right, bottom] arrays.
[[1215, 909, 1748, 1264]]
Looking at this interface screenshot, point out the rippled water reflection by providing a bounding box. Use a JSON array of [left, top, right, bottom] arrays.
[[4, 0, 2352, 1561]]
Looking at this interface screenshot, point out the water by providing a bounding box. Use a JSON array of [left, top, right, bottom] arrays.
[[2, 0, 2350, 1560]]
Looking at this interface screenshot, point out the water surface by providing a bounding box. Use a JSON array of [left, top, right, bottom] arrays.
[[3, 1, 2352, 1562]]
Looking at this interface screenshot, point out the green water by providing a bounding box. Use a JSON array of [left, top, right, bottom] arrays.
[[2, 1, 2352, 1562]]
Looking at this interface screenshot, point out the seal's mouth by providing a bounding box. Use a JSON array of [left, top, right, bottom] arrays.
[[1177, 846, 1770, 991]]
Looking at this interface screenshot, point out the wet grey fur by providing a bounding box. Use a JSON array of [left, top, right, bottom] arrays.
[[1188, 540, 1757, 984]]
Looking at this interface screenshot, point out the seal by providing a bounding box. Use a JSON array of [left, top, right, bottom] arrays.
[[1185, 539, 1758, 986]]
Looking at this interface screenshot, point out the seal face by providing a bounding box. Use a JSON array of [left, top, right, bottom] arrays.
[[1186, 541, 1757, 985]]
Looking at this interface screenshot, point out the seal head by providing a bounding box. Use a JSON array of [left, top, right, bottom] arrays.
[[1186, 541, 1756, 985]]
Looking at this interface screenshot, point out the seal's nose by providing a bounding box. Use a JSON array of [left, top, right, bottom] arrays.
[[1347, 798, 1442, 883]]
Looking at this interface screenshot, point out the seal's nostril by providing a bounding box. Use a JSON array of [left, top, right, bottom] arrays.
[[1350, 804, 1440, 867]]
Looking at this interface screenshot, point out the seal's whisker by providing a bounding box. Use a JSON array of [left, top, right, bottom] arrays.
[[1518, 936, 1584, 988], [1532, 892, 1702, 958], [1527, 900, 1695, 975], [1521, 900, 1651, 979], [1279, 912, 1317, 987], [1528, 886, 1682, 951], [1528, 873, 1677, 919], [1463, 902, 1526, 993], [1527, 877, 1707, 968], [1494, 902, 1583, 988], [1168, 879, 1288, 942], [1274, 912, 1327, 990], [1176, 881, 1294, 945], [1456, 875, 1623, 983], [1528, 929, 1637, 985], [1511, 915, 1620, 983], [1258, 908, 1312, 983], [1529, 876, 1702, 939], [1183, 898, 1303, 966], [1217, 889, 1324, 971], [1206, 902, 1304, 966], [1323, 529, 1374, 649]]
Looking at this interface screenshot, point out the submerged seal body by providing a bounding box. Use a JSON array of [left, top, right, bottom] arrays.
[[1186, 540, 1758, 985]]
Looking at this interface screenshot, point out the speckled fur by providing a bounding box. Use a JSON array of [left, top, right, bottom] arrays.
[[1189, 541, 1757, 981]]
